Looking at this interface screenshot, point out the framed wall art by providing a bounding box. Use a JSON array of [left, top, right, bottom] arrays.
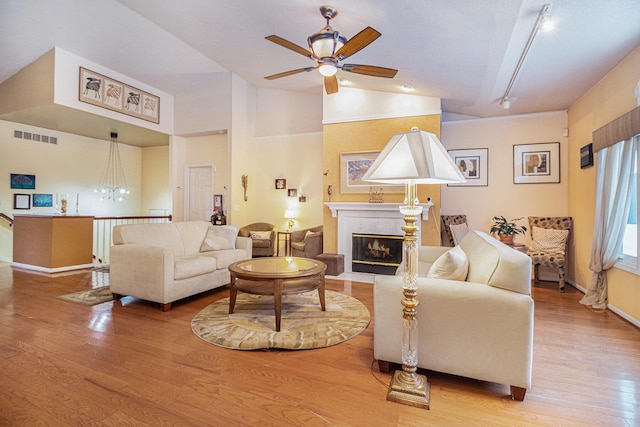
[[580, 143, 594, 169], [33, 193, 53, 207], [10, 173, 36, 189], [14, 194, 30, 210], [288, 189, 297, 197], [275, 178, 286, 189], [340, 151, 404, 194], [447, 148, 488, 186], [513, 142, 560, 184], [79, 67, 160, 124]]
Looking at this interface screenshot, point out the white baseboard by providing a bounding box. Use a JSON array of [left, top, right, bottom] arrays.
[[567, 279, 640, 328]]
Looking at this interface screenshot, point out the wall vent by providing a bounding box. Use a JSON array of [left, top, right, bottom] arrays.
[[14, 129, 57, 144]]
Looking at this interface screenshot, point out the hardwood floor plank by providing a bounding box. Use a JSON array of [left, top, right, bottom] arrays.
[[0, 264, 638, 426]]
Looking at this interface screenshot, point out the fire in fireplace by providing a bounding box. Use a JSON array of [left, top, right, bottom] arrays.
[[352, 233, 403, 275]]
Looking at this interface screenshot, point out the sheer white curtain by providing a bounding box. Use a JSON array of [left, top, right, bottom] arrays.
[[580, 136, 638, 309]]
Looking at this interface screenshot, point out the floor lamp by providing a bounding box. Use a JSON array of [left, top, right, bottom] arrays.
[[363, 127, 465, 409]]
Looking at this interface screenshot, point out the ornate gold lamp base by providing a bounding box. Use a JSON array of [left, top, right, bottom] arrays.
[[387, 367, 430, 409]]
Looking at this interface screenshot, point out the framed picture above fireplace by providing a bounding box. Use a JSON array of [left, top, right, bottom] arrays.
[[340, 151, 404, 194]]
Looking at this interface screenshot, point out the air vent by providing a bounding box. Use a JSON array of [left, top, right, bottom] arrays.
[[14, 129, 57, 144]]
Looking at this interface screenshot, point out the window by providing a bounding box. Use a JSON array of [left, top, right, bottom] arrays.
[[616, 140, 639, 274]]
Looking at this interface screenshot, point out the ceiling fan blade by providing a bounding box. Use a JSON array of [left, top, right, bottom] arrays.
[[341, 64, 398, 78], [334, 27, 381, 60], [264, 67, 315, 80], [265, 35, 311, 58], [324, 75, 338, 95]]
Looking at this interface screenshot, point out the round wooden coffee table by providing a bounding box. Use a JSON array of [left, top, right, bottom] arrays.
[[228, 257, 327, 331]]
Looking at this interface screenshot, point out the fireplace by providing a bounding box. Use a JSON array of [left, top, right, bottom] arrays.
[[352, 233, 403, 275]]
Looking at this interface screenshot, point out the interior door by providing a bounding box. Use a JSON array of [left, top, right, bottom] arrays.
[[185, 165, 213, 221]]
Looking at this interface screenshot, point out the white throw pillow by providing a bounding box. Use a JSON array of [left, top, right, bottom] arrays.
[[530, 226, 569, 252], [449, 223, 470, 246], [249, 230, 271, 240], [427, 245, 469, 281], [200, 225, 239, 251]]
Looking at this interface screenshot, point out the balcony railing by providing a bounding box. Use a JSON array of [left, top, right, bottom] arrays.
[[93, 214, 172, 266], [0, 213, 13, 227]]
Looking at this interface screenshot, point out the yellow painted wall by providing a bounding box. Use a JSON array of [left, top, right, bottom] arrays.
[[568, 45, 640, 322], [322, 115, 442, 253], [252, 133, 324, 231], [141, 145, 171, 215]]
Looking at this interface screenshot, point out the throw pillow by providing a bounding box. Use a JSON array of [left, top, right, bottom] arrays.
[[449, 223, 470, 246], [305, 230, 318, 240], [249, 230, 272, 240], [427, 245, 469, 281], [200, 225, 239, 251], [530, 226, 569, 252]]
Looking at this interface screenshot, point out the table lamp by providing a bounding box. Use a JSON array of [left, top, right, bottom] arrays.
[[284, 208, 297, 231], [363, 127, 465, 409]]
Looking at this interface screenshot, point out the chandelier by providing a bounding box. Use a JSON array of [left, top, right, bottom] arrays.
[[95, 131, 130, 201]]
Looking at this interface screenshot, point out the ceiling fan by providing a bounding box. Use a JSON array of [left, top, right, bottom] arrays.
[[264, 5, 398, 95]]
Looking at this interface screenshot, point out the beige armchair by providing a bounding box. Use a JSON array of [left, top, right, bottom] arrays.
[[290, 225, 323, 259], [239, 222, 277, 257], [527, 216, 572, 291]]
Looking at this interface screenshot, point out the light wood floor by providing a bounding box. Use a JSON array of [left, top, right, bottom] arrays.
[[0, 264, 638, 426]]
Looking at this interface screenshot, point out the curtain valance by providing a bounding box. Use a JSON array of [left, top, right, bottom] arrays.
[[592, 106, 640, 152]]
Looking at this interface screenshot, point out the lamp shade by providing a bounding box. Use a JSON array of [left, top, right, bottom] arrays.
[[284, 208, 298, 219], [362, 127, 466, 185]]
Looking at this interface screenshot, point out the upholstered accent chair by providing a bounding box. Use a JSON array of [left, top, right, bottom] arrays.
[[527, 216, 573, 291], [290, 225, 323, 259], [441, 214, 469, 247], [238, 222, 277, 257]]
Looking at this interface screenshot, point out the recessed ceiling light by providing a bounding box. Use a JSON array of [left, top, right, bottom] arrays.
[[401, 84, 414, 92]]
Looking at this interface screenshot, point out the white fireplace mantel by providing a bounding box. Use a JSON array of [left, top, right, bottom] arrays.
[[325, 202, 433, 221], [324, 202, 433, 273]]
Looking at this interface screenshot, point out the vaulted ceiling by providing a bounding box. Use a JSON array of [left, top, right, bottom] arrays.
[[1, 0, 639, 132]]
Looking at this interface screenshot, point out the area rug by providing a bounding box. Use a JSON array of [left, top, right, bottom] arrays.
[[191, 290, 370, 350], [58, 286, 113, 306]]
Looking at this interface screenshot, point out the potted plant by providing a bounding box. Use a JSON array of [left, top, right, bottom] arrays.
[[490, 216, 527, 245]]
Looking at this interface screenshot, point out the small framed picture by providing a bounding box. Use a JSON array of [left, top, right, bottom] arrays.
[[288, 189, 297, 197], [580, 143, 593, 169], [513, 142, 560, 184], [10, 173, 36, 189], [275, 178, 286, 189], [298, 194, 307, 203], [33, 193, 53, 207], [213, 194, 223, 213], [14, 193, 30, 210]]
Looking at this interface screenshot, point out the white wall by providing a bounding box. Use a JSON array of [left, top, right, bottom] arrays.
[[174, 73, 232, 136], [54, 48, 174, 135], [0, 119, 145, 261], [257, 88, 322, 137], [441, 110, 569, 243]]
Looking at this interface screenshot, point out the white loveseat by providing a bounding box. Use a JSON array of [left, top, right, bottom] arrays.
[[110, 221, 251, 311], [374, 230, 534, 401]]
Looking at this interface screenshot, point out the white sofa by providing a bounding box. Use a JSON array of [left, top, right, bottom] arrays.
[[374, 230, 534, 401], [110, 221, 251, 311]]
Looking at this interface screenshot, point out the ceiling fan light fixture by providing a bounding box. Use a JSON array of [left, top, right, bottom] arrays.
[[309, 29, 346, 59], [319, 63, 338, 76]]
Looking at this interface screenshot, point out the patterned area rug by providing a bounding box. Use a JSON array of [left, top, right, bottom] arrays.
[[191, 290, 370, 350], [58, 286, 113, 306]]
